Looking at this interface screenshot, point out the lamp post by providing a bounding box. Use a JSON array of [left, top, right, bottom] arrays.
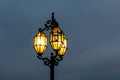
[[33, 13, 68, 80]]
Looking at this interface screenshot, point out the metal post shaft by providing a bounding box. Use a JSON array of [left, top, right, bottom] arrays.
[[50, 62, 54, 80], [50, 54, 55, 80]]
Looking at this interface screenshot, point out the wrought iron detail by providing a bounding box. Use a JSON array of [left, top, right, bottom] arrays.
[[39, 12, 59, 32], [34, 12, 67, 80], [37, 52, 63, 67]]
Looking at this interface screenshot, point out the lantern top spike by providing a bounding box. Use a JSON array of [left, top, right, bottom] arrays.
[[51, 12, 59, 29], [52, 12, 55, 20]]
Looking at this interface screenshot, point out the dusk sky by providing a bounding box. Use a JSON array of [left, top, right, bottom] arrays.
[[0, 0, 120, 80]]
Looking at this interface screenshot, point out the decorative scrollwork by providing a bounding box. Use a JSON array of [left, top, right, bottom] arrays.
[[43, 59, 50, 66], [37, 12, 64, 67], [54, 61, 58, 66], [39, 12, 59, 32], [37, 55, 50, 66], [37, 52, 63, 67], [56, 56, 63, 61], [44, 20, 52, 31]]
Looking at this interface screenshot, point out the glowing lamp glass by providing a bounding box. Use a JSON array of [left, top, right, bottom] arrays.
[[33, 31, 47, 55], [58, 35, 68, 56], [50, 27, 63, 51]]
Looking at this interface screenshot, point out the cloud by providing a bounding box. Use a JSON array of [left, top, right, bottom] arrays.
[[0, 0, 120, 80]]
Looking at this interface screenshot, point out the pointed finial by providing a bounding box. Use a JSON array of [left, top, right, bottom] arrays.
[[52, 12, 55, 20], [52, 12, 54, 16]]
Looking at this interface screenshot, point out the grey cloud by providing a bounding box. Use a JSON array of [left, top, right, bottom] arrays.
[[0, 0, 120, 80]]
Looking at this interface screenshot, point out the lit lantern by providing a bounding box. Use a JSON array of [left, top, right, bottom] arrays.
[[33, 30, 47, 55], [58, 35, 68, 56], [50, 27, 63, 51]]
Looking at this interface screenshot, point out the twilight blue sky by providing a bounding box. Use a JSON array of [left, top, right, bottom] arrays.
[[0, 0, 120, 80]]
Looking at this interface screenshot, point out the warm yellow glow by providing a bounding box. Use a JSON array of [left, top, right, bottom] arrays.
[[50, 27, 63, 51], [58, 35, 68, 56], [33, 31, 47, 54]]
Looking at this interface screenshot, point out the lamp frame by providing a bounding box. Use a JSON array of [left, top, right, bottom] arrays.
[[35, 12, 66, 80]]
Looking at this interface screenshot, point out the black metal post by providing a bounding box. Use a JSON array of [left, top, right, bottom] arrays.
[[50, 62, 54, 80], [50, 53, 55, 80]]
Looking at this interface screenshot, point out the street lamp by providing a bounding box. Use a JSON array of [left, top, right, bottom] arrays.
[[33, 13, 68, 80]]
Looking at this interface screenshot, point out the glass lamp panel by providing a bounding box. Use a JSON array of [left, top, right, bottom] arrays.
[[58, 35, 68, 56], [50, 27, 63, 51], [34, 31, 47, 54]]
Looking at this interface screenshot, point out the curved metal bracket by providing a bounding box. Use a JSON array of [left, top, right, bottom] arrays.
[[37, 55, 50, 66], [56, 56, 63, 61], [37, 51, 63, 67], [39, 12, 59, 32]]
